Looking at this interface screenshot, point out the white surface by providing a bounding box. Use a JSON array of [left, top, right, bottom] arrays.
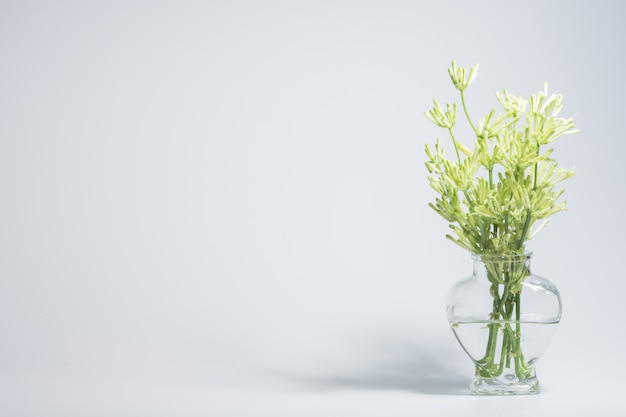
[[1, 1, 624, 415]]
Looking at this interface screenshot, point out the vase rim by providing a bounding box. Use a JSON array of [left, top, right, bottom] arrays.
[[471, 252, 533, 261]]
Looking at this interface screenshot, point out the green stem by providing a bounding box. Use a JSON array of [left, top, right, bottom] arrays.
[[533, 143, 540, 191], [460, 90, 478, 135], [478, 280, 500, 376], [447, 128, 475, 210], [514, 306, 523, 375], [447, 128, 462, 165], [517, 209, 533, 250], [477, 260, 532, 381]]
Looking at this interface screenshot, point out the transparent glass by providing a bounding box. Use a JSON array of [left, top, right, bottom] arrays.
[[446, 253, 561, 395]]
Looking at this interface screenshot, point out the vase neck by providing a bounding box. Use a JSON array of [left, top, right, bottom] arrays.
[[472, 253, 532, 285]]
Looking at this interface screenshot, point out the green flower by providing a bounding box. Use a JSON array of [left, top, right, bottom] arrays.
[[424, 62, 578, 256], [425, 100, 457, 129], [448, 61, 479, 92]]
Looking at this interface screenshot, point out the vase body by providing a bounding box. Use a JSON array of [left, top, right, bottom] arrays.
[[446, 253, 561, 395]]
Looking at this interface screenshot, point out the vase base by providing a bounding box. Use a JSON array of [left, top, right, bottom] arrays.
[[470, 376, 540, 396]]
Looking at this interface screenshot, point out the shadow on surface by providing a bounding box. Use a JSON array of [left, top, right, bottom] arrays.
[[278, 336, 470, 396]]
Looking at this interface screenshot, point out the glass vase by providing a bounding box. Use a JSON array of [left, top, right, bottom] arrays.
[[446, 253, 561, 395]]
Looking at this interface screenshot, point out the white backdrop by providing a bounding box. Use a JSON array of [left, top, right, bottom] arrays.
[[1, 1, 625, 416]]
